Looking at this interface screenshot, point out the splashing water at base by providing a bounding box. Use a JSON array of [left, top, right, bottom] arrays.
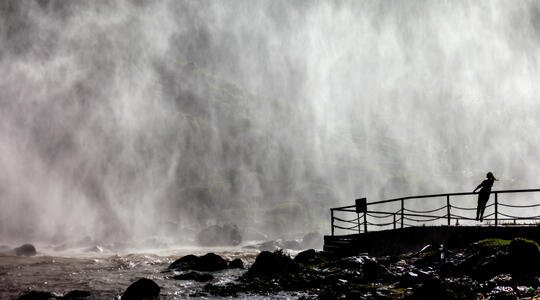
[[0, 246, 306, 299]]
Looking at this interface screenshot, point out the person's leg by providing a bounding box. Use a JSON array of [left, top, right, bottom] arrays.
[[479, 204, 485, 222], [479, 199, 488, 222], [476, 198, 482, 220]]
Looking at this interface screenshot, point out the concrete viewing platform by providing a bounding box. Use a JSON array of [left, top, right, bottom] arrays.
[[324, 225, 540, 257], [326, 189, 540, 256]]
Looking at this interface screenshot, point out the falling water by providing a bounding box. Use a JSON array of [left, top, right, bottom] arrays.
[[1, 0, 540, 247]]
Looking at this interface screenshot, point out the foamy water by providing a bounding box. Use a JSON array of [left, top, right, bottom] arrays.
[[0, 245, 303, 299]]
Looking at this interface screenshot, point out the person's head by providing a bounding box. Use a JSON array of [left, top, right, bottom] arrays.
[[486, 172, 496, 180]]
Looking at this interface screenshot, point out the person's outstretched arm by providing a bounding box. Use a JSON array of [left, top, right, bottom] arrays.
[[473, 183, 482, 192]]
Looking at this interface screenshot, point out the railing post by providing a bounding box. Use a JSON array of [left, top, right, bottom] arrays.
[[494, 192, 498, 227], [401, 199, 404, 228], [364, 212, 368, 233], [357, 213, 361, 234], [331, 209, 334, 236], [393, 214, 396, 229], [447, 195, 451, 226]]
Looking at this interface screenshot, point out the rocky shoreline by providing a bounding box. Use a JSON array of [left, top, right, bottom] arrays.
[[15, 237, 540, 299], [196, 237, 540, 299]]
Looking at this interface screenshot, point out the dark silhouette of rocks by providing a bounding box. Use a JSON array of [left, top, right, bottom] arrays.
[[16, 291, 55, 300], [201, 237, 540, 299], [228, 258, 244, 269], [121, 278, 160, 300], [293, 249, 317, 264], [507, 237, 540, 273], [168, 253, 228, 272], [246, 250, 302, 277], [14, 244, 37, 256]]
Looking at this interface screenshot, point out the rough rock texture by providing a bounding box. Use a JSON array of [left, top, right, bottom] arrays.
[[168, 253, 229, 271], [17, 291, 55, 300], [507, 237, 540, 273], [228, 258, 244, 269], [200, 238, 540, 299], [294, 249, 317, 264], [121, 278, 160, 300], [246, 250, 301, 277]]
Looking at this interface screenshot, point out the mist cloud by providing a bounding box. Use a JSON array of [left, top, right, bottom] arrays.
[[1, 0, 539, 245]]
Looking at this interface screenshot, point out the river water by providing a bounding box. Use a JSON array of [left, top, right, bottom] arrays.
[[0, 245, 303, 299]]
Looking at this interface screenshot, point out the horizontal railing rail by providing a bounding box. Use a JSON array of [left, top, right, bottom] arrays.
[[330, 189, 540, 236]]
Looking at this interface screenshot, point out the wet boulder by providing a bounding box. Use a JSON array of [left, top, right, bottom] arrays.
[[404, 277, 456, 300], [168, 253, 228, 271], [228, 258, 244, 269], [507, 238, 540, 273], [14, 244, 37, 256], [173, 271, 214, 282], [122, 278, 160, 300], [294, 249, 328, 266], [246, 250, 301, 277], [294, 249, 317, 264], [197, 224, 242, 246], [361, 257, 397, 282], [17, 291, 56, 300]]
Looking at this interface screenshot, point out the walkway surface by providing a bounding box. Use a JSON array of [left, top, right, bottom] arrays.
[[324, 225, 540, 256]]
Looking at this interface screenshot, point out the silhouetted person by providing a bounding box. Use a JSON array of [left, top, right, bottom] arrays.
[[473, 172, 497, 222]]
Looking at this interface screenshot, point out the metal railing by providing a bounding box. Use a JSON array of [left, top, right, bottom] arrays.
[[330, 189, 540, 236]]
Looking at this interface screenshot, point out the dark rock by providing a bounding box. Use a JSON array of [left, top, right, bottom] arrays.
[[189, 253, 228, 271], [62, 290, 91, 299], [197, 224, 242, 246], [507, 238, 540, 273], [122, 278, 160, 300], [404, 277, 455, 300], [168, 254, 198, 270], [173, 271, 214, 282], [362, 257, 397, 281], [336, 255, 368, 269], [301, 232, 323, 249], [294, 249, 317, 264], [17, 291, 56, 300], [168, 253, 228, 271], [246, 250, 300, 277], [14, 244, 37, 256], [228, 258, 244, 269], [198, 238, 540, 299]]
